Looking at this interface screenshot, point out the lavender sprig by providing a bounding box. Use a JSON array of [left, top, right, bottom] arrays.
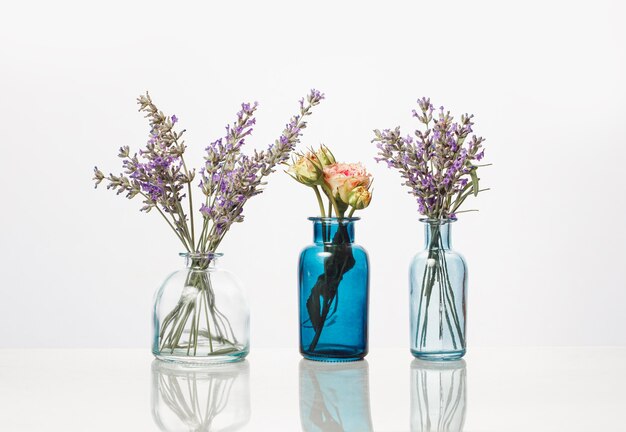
[[94, 93, 195, 249], [373, 97, 489, 219], [197, 89, 324, 252], [94, 90, 324, 253]]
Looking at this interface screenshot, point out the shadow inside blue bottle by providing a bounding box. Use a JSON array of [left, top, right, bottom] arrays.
[[410, 359, 467, 432], [151, 359, 250, 432], [299, 359, 374, 432]]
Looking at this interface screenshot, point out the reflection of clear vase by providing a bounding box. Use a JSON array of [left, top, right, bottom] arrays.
[[151, 359, 250, 432], [299, 359, 373, 432], [410, 359, 466, 432], [153, 253, 250, 364]]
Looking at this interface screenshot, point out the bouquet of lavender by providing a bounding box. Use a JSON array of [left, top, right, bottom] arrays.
[[94, 90, 324, 358], [373, 97, 489, 357]]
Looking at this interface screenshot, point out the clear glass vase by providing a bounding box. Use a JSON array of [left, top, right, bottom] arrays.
[[299, 217, 369, 362], [152, 253, 249, 364], [410, 359, 467, 431], [410, 219, 467, 360], [151, 359, 251, 431], [299, 359, 374, 431]]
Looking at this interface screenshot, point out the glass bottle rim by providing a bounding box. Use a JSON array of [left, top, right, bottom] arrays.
[[419, 217, 457, 225], [179, 252, 224, 259], [308, 217, 360, 223]]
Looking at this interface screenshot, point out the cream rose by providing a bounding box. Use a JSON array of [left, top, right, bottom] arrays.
[[348, 185, 372, 210], [288, 152, 323, 186], [323, 162, 372, 204]]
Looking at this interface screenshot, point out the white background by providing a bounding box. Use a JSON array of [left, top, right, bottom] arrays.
[[1, 0, 625, 349]]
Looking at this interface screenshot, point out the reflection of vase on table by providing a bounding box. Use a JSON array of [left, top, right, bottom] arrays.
[[151, 360, 250, 432], [410, 359, 466, 432], [299, 359, 374, 432]]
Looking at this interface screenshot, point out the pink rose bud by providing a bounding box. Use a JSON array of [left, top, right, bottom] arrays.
[[323, 162, 372, 204]]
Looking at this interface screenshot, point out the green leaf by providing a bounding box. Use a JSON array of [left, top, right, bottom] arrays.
[[470, 170, 479, 197]]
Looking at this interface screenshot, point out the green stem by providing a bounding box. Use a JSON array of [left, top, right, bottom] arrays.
[[139, 192, 191, 251], [201, 287, 214, 353], [173, 196, 193, 247], [439, 265, 458, 349], [186, 304, 196, 355], [324, 186, 343, 218], [439, 246, 465, 347], [180, 156, 196, 249], [438, 260, 443, 339], [418, 224, 441, 348], [312, 186, 326, 217]]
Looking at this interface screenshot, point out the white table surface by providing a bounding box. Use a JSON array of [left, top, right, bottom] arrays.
[[0, 347, 624, 431]]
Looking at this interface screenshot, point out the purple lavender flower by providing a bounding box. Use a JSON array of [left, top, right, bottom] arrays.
[[195, 89, 324, 252], [373, 97, 488, 219], [95, 90, 323, 255]]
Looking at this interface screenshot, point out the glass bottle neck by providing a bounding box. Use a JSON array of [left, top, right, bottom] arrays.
[[423, 221, 452, 250], [312, 218, 356, 244], [181, 253, 221, 270]]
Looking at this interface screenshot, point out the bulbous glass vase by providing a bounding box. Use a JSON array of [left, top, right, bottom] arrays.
[[299, 217, 369, 362], [152, 253, 249, 364], [410, 219, 467, 361]]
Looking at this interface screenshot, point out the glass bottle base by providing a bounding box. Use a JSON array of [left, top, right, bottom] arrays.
[[154, 348, 249, 365], [411, 349, 466, 361], [301, 345, 367, 362], [301, 353, 365, 362]]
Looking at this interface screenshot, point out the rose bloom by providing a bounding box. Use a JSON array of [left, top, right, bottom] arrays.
[[289, 152, 322, 186], [323, 162, 372, 203], [348, 185, 372, 209]]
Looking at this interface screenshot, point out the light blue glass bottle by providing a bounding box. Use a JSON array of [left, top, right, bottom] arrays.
[[410, 219, 467, 360], [299, 217, 369, 362]]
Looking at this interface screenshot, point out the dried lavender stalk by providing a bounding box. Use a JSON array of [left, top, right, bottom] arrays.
[[373, 97, 488, 219], [94, 90, 324, 357]]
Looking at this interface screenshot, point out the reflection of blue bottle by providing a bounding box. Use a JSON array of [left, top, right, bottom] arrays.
[[299, 359, 374, 432], [410, 359, 466, 432], [299, 217, 369, 362], [151, 360, 250, 432]]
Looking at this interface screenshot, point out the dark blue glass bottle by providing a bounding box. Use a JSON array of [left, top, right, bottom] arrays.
[[299, 217, 369, 362]]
